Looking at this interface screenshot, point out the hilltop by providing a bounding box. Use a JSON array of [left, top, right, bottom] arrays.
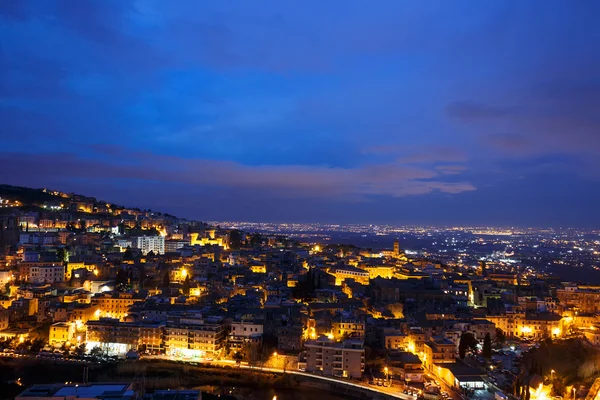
[[0, 184, 179, 220]]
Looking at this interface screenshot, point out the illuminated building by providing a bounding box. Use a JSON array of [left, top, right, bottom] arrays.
[[49, 322, 75, 345], [358, 263, 395, 279], [383, 329, 408, 350], [304, 336, 365, 378], [581, 326, 600, 346], [0, 270, 13, 287], [164, 314, 228, 358], [483, 312, 562, 339], [0, 309, 8, 330], [133, 235, 165, 255], [91, 292, 144, 321], [408, 328, 426, 355], [487, 273, 518, 285], [386, 351, 424, 383], [432, 362, 486, 390], [229, 319, 263, 351], [557, 286, 600, 313], [477, 261, 487, 277], [331, 318, 365, 340], [190, 232, 227, 248], [68, 303, 98, 324], [65, 262, 97, 280], [18, 214, 36, 228], [423, 338, 455, 370], [249, 262, 267, 273], [86, 318, 164, 354], [327, 265, 369, 286]]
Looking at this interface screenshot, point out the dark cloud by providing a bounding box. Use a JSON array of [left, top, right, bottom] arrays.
[[445, 102, 519, 121], [0, 151, 475, 200]]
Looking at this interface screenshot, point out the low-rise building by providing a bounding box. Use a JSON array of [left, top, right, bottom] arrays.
[[484, 312, 562, 339], [92, 292, 144, 321], [383, 329, 408, 350], [386, 351, 424, 383], [424, 337, 455, 370], [332, 318, 365, 340], [229, 319, 263, 351], [328, 266, 370, 286], [16, 383, 136, 400], [49, 322, 75, 345], [28, 264, 65, 284], [86, 318, 164, 354]]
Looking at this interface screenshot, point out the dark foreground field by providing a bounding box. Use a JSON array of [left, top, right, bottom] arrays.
[[0, 357, 353, 400]]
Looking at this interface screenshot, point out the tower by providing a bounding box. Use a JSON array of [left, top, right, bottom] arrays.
[[393, 239, 400, 256], [478, 260, 487, 277]]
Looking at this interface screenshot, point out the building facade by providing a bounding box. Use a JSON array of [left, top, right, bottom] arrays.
[[305, 336, 365, 378]]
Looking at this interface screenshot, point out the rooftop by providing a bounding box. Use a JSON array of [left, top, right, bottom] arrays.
[[17, 383, 133, 399]]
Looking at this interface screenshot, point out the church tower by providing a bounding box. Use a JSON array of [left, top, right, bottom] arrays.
[[393, 238, 400, 256]]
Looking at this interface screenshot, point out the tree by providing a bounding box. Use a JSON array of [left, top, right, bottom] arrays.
[[250, 233, 263, 247], [496, 328, 506, 344], [458, 332, 478, 359], [162, 271, 170, 289], [116, 268, 129, 288], [183, 275, 191, 296], [90, 346, 103, 357], [233, 351, 243, 365], [56, 248, 67, 263], [123, 246, 132, 259], [75, 343, 86, 356], [483, 333, 492, 359], [30, 338, 45, 353], [229, 230, 242, 250]]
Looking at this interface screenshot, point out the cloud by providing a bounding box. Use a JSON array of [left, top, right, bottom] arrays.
[[445, 101, 519, 121], [435, 165, 467, 175], [364, 145, 468, 164], [0, 151, 475, 200]]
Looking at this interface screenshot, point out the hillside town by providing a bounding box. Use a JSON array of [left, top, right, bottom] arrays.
[[1, 185, 600, 400]]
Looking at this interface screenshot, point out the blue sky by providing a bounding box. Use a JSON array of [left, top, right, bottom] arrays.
[[1, 0, 599, 227]]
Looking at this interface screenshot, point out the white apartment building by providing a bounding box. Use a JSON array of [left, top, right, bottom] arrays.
[[230, 320, 264, 350], [134, 236, 165, 255]]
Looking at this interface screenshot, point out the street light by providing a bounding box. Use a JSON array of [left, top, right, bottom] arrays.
[[551, 370, 555, 380]]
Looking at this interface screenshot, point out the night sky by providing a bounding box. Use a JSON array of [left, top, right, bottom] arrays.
[[1, 1, 599, 227]]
